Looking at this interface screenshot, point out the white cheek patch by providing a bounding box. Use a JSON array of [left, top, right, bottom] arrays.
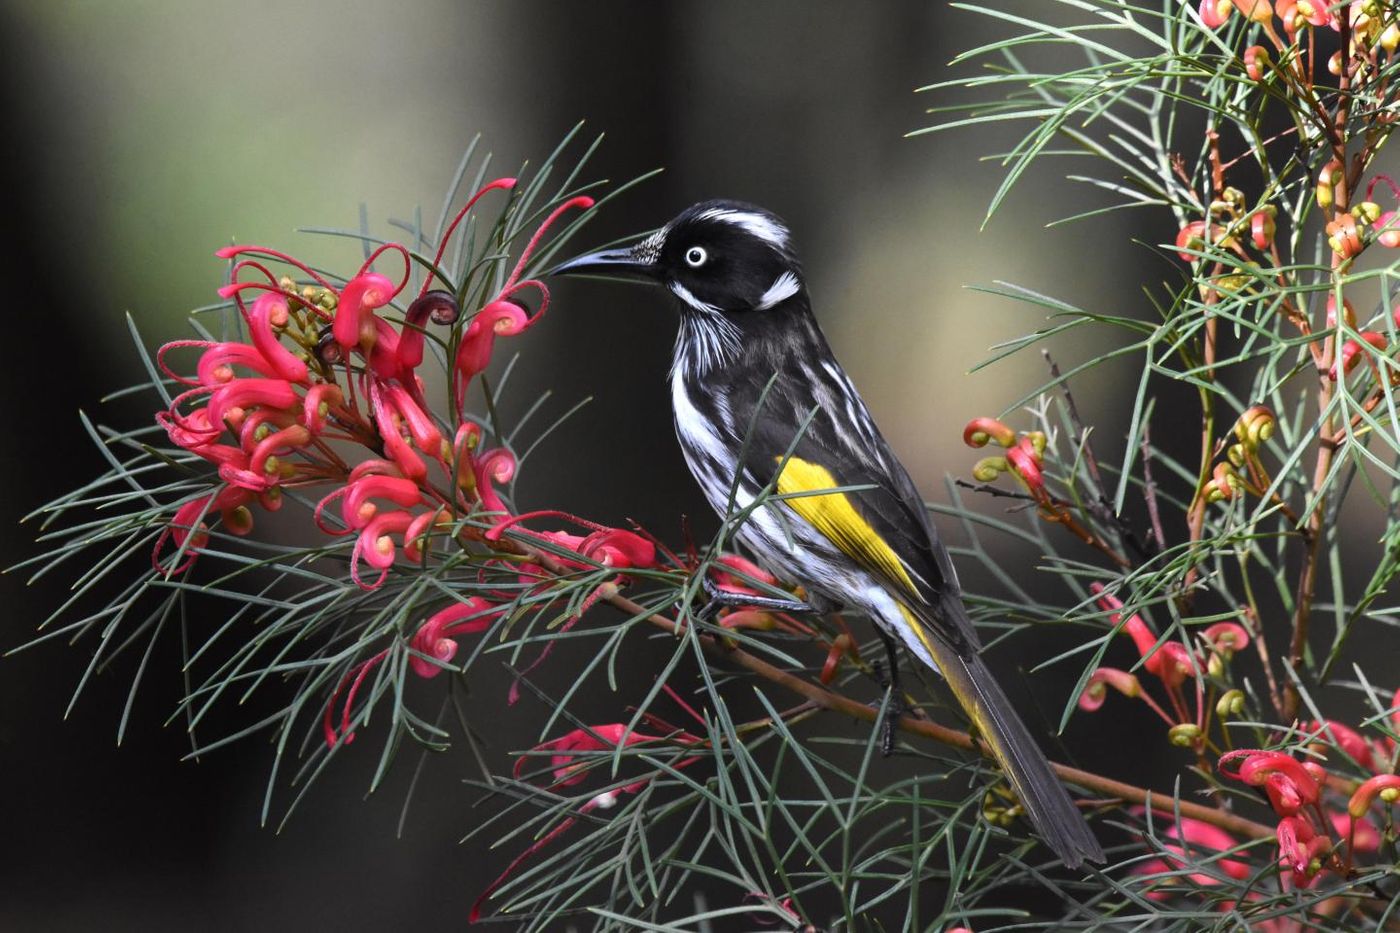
[[670, 281, 718, 314], [756, 271, 801, 310]]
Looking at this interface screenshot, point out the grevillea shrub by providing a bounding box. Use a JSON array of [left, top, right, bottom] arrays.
[[18, 2, 1400, 927]]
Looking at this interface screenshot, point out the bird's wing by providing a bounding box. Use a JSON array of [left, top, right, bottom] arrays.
[[726, 360, 979, 650]]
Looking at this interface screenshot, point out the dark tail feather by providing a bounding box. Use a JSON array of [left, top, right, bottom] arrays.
[[932, 642, 1104, 868]]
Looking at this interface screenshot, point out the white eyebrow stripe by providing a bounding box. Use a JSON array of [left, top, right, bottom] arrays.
[[756, 271, 801, 310], [696, 208, 789, 249]]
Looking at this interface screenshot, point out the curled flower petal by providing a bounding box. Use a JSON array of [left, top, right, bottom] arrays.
[[247, 293, 308, 382], [1203, 622, 1250, 657], [1219, 750, 1320, 816], [474, 448, 516, 513], [962, 417, 1016, 449], [1198, 0, 1232, 26], [248, 424, 311, 475], [302, 384, 343, 433], [408, 597, 502, 679], [1078, 667, 1140, 712], [206, 378, 298, 429], [332, 272, 396, 351], [396, 289, 460, 373], [341, 474, 424, 529], [350, 510, 415, 589], [1347, 774, 1400, 819]]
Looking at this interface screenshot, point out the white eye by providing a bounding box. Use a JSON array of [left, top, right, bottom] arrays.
[[684, 246, 708, 268]]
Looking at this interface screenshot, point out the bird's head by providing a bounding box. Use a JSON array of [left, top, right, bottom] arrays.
[[549, 200, 804, 315]]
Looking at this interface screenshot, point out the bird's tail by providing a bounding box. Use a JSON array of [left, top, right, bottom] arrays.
[[905, 607, 1104, 868]]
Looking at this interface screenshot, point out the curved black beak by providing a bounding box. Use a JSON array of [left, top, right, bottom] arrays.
[[547, 246, 661, 282]]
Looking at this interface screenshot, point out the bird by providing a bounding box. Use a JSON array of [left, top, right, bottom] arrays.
[[549, 200, 1103, 868]]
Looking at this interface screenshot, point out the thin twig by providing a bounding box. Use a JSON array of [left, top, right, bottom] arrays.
[[598, 586, 1277, 843]]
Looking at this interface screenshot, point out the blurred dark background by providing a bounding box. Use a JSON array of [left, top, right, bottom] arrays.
[[1, 2, 1177, 929]]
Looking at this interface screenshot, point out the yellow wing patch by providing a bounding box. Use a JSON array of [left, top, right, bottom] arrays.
[[774, 456, 917, 596]]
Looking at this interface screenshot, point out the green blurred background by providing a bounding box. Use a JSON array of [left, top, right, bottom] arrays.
[[1, 1, 1160, 928]]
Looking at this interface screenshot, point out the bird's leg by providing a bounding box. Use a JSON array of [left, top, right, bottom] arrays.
[[693, 573, 817, 622], [876, 630, 911, 757]]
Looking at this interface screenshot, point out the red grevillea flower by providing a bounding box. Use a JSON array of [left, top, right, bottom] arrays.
[[408, 598, 504, 679], [1133, 817, 1250, 898], [472, 709, 704, 922], [1218, 750, 1320, 816]]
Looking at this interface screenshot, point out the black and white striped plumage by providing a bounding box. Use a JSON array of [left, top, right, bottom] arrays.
[[551, 200, 1103, 868]]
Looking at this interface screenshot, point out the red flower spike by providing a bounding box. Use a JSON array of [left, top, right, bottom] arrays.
[[1089, 584, 1183, 683], [1202, 622, 1249, 657], [514, 723, 668, 788], [820, 634, 854, 685], [455, 299, 532, 384], [331, 272, 396, 351], [217, 244, 335, 291], [384, 384, 444, 454], [401, 509, 442, 563], [323, 649, 388, 747], [395, 290, 460, 374], [1005, 438, 1045, 496], [1078, 668, 1140, 712], [1198, 0, 1233, 27]]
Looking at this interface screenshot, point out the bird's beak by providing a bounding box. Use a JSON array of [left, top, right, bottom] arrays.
[[547, 245, 661, 282]]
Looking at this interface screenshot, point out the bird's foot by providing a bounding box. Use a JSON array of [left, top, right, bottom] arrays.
[[693, 573, 816, 622], [876, 688, 912, 758]]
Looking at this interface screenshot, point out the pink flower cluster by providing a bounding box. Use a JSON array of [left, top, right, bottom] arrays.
[[148, 182, 694, 743], [470, 692, 706, 921], [1219, 701, 1400, 890]]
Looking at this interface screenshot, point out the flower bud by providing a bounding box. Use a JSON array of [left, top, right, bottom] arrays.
[[1353, 201, 1382, 224], [1232, 0, 1273, 22], [1327, 215, 1362, 259], [1169, 723, 1202, 747], [1317, 160, 1343, 211], [1327, 295, 1356, 329], [972, 456, 1008, 482], [1382, 22, 1400, 52], [1328, 50, 1344, 76], [1235, 404, 1276, 449], [1176, 220, 1208, 262], [963, 416, 1016, 449], [1216, 689, 1246, 718], [1199, 0, 1233, 26], [1244, 45, 1271, 81], [1250, 207, 1276, 248]]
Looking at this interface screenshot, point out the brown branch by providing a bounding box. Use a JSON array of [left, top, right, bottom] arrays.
[[599, 587, 1278, 843]]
